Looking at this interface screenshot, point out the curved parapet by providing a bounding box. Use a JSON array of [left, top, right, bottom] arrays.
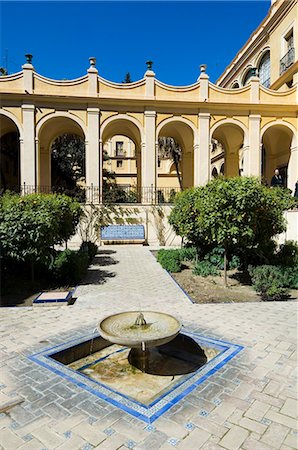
[[0, 71, 23, 93], [209, 82, 251, 103], [98, 76, 146, 98], [34, 72, 89, 96]]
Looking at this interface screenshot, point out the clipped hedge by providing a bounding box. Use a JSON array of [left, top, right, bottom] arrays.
[[248, 265, 290, 301], [51, 249, 89, 285], [157, 249, 182, 273]]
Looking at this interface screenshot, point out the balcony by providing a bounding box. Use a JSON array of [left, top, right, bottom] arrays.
[[280, 47, 295, 75]]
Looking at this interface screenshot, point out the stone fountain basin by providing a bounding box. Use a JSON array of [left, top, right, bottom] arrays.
[[98, 311, 181, 349]]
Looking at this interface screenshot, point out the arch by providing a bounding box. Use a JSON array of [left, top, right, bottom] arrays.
[[37, 112, 86, 188], [0, 110, 23, 139], [231, 81, 240, 89], [157, 116, 196, 190], [261, 120, 297, 146], [255, 46, 270, 69], [261, 120, 297, 189], [210, 119, 247, 178], [210, 118, 248, 147], [211, 166, 218, 178], [36, 111, 87, 138], [156, 116, 197, 143], [257, 50, 270, 88], [241, 65, 254, 86], [100, 114, 144, 143], [100, 115, 144, 200]]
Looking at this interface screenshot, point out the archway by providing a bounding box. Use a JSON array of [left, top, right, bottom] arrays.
[[210, 122, 245, 177], [211, 167, 218, 179], [37, 115, 86, 193], [0, 115, 21, 191], [157, 119, 195, 191], [261, 122, 295, 189], [101, 117, 143, 202]]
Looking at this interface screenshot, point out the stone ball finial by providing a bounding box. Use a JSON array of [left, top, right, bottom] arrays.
[[25, 54, 33, 64], [146, 60, 153, 70], [89, 57, 96, 67], [200, 64, 207, 73]]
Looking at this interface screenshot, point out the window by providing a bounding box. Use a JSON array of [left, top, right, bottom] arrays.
[[115, 141, 124, 156], [285, 30, 294, 51], [231, 82, 239, 89], [258, 52, 270, 88], [243, 68, 255, 86], [280, 29, 295, 75], [117, 160, 123, 168]]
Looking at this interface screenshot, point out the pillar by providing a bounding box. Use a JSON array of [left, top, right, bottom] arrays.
[[142, 110, 156, 203], [196, 112, 210, 185], [21, 104, 36, 192], [248, 114, 261, 177], [86, 108, 100, 202]]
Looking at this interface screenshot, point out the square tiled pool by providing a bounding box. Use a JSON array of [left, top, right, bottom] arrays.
[[29, 331, 243, 423]]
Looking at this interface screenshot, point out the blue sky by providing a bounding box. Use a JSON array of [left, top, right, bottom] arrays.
[[0, 1, 271, 84]]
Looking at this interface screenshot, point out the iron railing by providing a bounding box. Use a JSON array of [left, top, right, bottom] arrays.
[[0, 184, 180, 205], [280, 47, 295, 75]]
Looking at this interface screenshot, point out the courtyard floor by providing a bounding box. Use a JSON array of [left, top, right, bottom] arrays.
[[0, 246, 297, 450]]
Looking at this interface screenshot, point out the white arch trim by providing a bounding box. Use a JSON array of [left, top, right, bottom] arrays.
[[100, 114, 144, 141], [261, 120, 297, 148], [156, 116, 198, 145], [0, 109, 24, 139], [255, 46, 270, 69], [210, 118, 249, 147], [36, 111, 87, 138]]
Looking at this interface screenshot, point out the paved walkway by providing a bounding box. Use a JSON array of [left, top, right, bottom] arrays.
[[0, 246, 297, 450]]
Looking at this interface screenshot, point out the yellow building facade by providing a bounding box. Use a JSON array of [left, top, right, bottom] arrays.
[[0, 0, 297, 205]]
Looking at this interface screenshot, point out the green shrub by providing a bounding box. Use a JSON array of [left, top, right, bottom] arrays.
[[51, 249, 89, 285], [280, 266, 298, 289], [193, 260, 220, 277], [179, 246, 197, 262], [80, 241, 98, 262], [276, 241, 298, 267], [0, 192, 82, 267], [248, 265, 289, 301], [157, 249, 182, 273]]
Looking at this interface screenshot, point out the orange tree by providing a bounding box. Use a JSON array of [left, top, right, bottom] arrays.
[[0, 192, 82, 281], [169, 177, 297, 286]]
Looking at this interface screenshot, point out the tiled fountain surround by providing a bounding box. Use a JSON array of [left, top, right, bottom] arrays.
[[29, 331, 243, 423]]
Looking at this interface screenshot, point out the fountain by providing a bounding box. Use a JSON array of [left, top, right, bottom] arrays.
[[98, 311, 181, 372]]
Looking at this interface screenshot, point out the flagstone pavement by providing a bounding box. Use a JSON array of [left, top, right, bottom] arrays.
[[0, 245, 297, 450]]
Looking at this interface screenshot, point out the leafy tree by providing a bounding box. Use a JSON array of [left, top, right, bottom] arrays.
[[0, 193, 82, 280], [51, 134, 85, 192], [169, 177, 297, 286], [0, 67, 8, 76], [158, 137, 182, 190], [122, 72, 132, 83]]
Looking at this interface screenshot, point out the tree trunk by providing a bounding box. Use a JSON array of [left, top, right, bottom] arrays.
[[174, 156, 183, 191], [224, 245, 228, 288], [30, 260, 35, 283]]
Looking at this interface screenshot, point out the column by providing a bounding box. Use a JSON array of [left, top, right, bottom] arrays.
[[86, 108, 100, 202], [241, 145, 250, 176], [142, 110, 156, 203], [248, 114, 261, 177], [197, 112, 210, 186], [21, 104, 36, 192]]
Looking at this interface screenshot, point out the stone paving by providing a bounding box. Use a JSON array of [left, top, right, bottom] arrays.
[[0, 245, 297, 450]]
